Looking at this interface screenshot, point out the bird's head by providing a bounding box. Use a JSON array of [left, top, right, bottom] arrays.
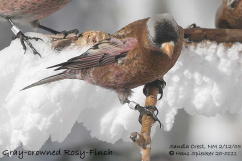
[[147, 13, 179, 56], [226, 0, 240, 9]]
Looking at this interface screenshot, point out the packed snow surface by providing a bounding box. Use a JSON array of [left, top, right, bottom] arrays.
[[0, 33, 241, 154]]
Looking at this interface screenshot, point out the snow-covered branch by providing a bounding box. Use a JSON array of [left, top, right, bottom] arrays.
[[0, 32, 241, 156]]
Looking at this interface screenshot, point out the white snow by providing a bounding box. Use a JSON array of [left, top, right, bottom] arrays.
[[0, 33, 241, 155]]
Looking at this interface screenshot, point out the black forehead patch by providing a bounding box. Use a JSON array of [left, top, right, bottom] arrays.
[[153, 20, 178, 45]]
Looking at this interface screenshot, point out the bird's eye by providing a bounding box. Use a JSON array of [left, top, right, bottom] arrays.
[[228, 0, 239, 8]]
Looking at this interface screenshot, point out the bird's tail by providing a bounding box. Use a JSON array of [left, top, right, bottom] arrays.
[[22, 72, 69, 90]]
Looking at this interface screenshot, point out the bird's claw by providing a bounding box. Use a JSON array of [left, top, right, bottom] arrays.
[[128, 101, 162, 128], [60, 29, 79, 38], [15, 32, 42, 57], [187, 23, 200, 29], [143, 79, 166, 100], [136, 105, 162, 128]]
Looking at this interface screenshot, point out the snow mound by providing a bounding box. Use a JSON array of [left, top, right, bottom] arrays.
[[161, 42, 242, 130], [0, 33, 241, 155]]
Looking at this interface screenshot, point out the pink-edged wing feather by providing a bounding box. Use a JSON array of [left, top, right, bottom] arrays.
[[48, 37, 137, 70]]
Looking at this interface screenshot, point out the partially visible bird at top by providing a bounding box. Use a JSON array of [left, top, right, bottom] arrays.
[[23, 14, 184, 107], [0, 0, 78, 56], [215, 0, 242, 29]]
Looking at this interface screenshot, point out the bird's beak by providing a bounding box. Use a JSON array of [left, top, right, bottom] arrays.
[[161, 41, 175, 56]]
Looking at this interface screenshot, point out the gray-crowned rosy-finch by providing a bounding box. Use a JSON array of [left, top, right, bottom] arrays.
[[23, 14, 184, 105], [215, 0, 242, 29]]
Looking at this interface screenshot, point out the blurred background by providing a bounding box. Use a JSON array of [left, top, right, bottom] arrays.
[[1, 0, 242, 161]]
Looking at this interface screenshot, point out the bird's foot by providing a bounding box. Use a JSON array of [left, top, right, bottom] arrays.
[[14, 32, 42, 57], [187, 23, 200, 29], [137, 105, 162, 128], [143, 79, 166, 100], [60, 29, 79, 38], [127, 101, 162, 128], [117, 89, 132, 104], [7, 18, 42, 57]]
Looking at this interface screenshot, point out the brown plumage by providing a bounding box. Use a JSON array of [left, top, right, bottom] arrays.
[[216, 0, 242, 28], [0, 0, 71, 31], [23, 14, 184, 104]]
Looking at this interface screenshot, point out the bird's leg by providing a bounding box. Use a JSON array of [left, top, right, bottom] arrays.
[[117, 89, 132, 104], [7, 18, 42, 57], [143, 79, 166, 100], [32, 21, 79, 38], [38, 24, 79, 37], [36, 24, 60, 34], [117, 87, 162, 127]]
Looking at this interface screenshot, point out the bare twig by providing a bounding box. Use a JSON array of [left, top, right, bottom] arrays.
[[130, 85, 159, 161]]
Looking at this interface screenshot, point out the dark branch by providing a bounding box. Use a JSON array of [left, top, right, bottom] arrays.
[[184, 28, 242, 43]]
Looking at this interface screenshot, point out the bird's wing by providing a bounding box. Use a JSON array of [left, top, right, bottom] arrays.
[[48, 37, 137, 70]]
